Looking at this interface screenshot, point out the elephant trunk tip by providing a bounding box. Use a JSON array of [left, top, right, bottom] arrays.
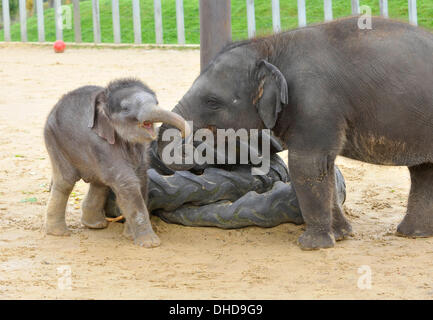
[[147, 107, 191, 139]]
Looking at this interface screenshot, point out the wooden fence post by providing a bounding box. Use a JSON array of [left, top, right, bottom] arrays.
[[92, 0, 101, 43], [2, 0, 11, 41], [199, 0, 231, 70], [324, 0, 333, 22], [154, 0, 163, 44], [73, 0, 82, 43], [246, 0, 255, 38], [408, 0, 417, 26], [379, 0, 388, 18], [112, 0, 121, 43], [19, 0, 27, 42], [176, 0, 185, 44], [297, 0, 306, 27], [54, 0, 63, 40], [132, 0, 142, 44], [351, 0, 360, 15], [35, 0, 45, 42], [271, 0, 280, 33]]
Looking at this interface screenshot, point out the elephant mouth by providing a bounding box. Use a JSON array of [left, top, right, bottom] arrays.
[[140, 121, 157, 140]]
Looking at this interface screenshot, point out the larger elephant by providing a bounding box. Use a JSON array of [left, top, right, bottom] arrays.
[[158, 17, 433, 250]]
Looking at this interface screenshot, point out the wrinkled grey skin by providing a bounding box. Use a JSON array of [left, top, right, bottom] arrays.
[[159, 17, 433, 250], [44, 78, 189, 248]]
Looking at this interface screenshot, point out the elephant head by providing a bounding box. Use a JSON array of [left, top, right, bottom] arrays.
[[89, 79, 190, 145], [158, 44, 288, 170]]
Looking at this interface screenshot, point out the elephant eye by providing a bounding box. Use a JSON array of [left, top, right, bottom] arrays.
[[206, 96, 221, 109], [119, 100, 131, 113], [119, 105, 130, 113]]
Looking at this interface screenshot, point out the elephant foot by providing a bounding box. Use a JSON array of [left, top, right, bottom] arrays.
[[332, 211, 353, 241], [333, 224, 353, 241], [81, 183, 109, 229], [397, 163, 433, 238], [81, 210, 109, 229], [396, 215, 433, 238], [134, 229, 161, 248], [122, 222, 134, 240], [81, 218, 108, 229], [44, 222, 71, 236], [298, 229, 335, 250], [81, 207, 108, 229]]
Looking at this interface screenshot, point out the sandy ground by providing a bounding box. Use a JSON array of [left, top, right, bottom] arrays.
[[0, 44, 432, 300]]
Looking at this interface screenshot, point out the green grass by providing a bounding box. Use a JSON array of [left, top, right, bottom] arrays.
[[1, 0, 432, 43]]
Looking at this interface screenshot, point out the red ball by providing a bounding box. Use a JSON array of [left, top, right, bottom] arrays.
[[53, 40, 66, 53]]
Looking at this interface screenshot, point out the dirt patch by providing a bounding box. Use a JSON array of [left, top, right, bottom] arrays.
[[0, 45, 432, 299]]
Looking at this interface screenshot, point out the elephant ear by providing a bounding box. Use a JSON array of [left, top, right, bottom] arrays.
[[253, 60, 288, 129], [88, 90, 115, 145]]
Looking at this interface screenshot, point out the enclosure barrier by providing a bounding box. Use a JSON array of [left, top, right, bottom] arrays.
[[1, 0, 420, 44]]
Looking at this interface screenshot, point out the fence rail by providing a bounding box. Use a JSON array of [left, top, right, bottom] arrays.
[[2, 0, 10, 41], [131, 0, 141, 43], [112, 0, 121, 43], [1, 0, 421, 45], [54, 0, 62, 40], [73, 0, 81, 42], [154, 0, 163, 44], [18, 0, 26, 41]]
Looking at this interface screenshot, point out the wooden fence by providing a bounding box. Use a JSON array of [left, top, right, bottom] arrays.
[[1, 0, 421, 44]]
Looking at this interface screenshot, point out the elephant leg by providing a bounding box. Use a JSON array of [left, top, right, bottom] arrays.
[[289, 151, 336, 250], [136, 162, 149, 206], [81, 183, 109, 229], [397, 163, 433, 237], [44, 173, 75, 236], [122, 220, 134, 240], [332, 181, 353, 241], [331, 168, 352, 240], [112, 178, 160, 248]]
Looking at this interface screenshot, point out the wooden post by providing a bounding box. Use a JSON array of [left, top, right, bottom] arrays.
[[379, 0, 388, 18], [324, 0, 333, 22], [54, 0, 63, 40], [271, 0, 281, 33], [35, 0, 45, 42], [19, 0, 27, 42], [297, 0, 306, 27], [176, 0, 185, 44], [246, 0, 255, 38], [132, 0, 142, 44], [408, 0, 418, 26], [154, 0, 163, 44], [112, 0, 121, 43], [92, 0, 101, 43], [2, 0, 11, 41], [199, 0, 231, 70], [351, 0, 360, 15], [73, 0, 82, 43]]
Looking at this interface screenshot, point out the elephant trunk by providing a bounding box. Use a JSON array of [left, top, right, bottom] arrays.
[[143, 107, 191, 139], [156, 105, 196, 171]]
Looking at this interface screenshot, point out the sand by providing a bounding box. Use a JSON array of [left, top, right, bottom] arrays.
[[0, 44, 432, 300]]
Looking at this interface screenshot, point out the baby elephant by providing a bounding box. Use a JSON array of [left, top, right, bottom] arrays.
[[44, 78, 190, 247]]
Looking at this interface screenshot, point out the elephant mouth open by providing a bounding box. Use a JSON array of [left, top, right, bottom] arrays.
[[140, 121, 157, 140]]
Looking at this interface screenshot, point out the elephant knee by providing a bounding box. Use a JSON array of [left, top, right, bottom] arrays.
[[51, 181, 74, 196], [112, 180, 143, 207]]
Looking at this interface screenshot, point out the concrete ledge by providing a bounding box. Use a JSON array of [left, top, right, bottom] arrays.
[[0, 41, 200, 50]]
